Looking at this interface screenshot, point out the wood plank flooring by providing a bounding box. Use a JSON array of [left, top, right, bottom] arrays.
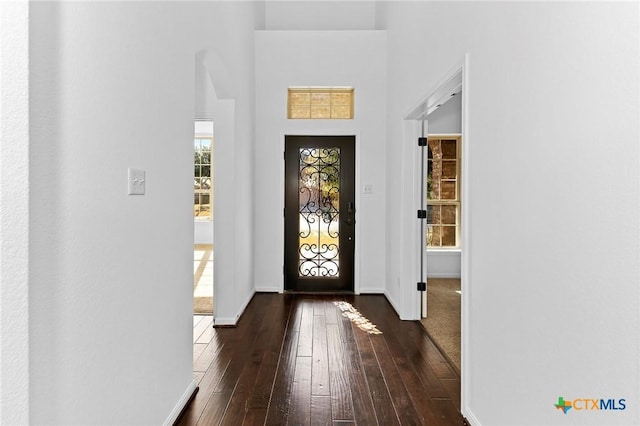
[[179, 293, 462, 426]]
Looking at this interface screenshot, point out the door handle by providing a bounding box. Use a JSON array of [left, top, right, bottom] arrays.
[[345, 202, 355, 225]]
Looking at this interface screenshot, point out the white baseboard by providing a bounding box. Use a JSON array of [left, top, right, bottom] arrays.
[[239, 289, 255, 316], [255, 286, 280, 293], [427, 273, 461, 279], [163, 379, 197, 426], [358, 288, 384, 294], [383, 290, 400, 316], [213, 316, 238, 326], [384, 290, 418, 321], [462, 407, 481, 425], [214, 290, 256, 327]]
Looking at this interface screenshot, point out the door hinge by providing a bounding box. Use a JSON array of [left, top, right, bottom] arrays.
[[417, 210, 427, 219], [418, 137, 428, 147], [417, 282, 426, 291]]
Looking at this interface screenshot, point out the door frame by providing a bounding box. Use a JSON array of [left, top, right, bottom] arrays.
[[283, 135, 356, 292], [278, 130, 362, 294], [402, 54, 471, 418]]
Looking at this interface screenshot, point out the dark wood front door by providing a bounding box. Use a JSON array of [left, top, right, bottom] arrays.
[[284, 135, 355, 292]]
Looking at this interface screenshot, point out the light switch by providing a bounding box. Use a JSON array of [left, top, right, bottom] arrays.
[[128, 168, 145, 195], [363, 184, 374, 194]]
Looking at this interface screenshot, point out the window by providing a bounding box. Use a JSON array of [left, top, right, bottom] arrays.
[[194, 136, 212, 220], [288, 87, 354, 119], [427, 136, 461, 248]]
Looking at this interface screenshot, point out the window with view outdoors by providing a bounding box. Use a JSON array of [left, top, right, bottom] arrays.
[[427, 136, 461, 248], [288, 87, 354, 119], [194, 137, 213, 220]]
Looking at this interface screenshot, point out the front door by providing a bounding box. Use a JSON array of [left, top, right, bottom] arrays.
[[284, 135, 355, 292]]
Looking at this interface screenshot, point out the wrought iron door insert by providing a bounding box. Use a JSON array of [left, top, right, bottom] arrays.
[[298, 147, 341, 277]]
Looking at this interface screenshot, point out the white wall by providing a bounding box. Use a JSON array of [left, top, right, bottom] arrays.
[[190, 0, 261, 324], [0, 2, 29, 423], [195, 54, 217, 121], [27, 1, 260, 423], [194, 221, 213, 245], [382, 2, 639, 425], [254, 30, 387, 294], [265, 1, 376, 30], [428, 93, 462, 134], [29, 4, 193, 423], [427, 250, 461, 279]]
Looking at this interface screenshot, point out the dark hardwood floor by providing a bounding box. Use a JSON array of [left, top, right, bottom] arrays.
[[179, 293, 462, 425]]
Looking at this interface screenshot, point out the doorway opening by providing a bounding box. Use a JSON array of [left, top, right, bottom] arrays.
[[421, 134, 462, 372], [403, 57, 469, 411], [194, 120, 214, 314], [414, 86, 463, 373], [284, 135, 356, 292]]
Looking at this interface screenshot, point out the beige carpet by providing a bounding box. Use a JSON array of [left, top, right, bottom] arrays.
[[420, 278, 461, 372], [193, 244, 213, 314]]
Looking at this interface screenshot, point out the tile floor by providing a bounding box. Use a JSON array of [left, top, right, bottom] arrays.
[[193, 244, 213, 314]]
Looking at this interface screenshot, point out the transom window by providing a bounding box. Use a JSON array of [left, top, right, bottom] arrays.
[[427, 135, 461, 248], [288, 87, 354, 119]]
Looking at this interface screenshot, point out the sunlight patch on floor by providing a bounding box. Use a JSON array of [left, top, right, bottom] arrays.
[[334, 301, 382, 335]]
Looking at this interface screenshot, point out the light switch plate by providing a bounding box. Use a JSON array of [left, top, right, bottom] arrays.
[[128, 168, 145, 195]]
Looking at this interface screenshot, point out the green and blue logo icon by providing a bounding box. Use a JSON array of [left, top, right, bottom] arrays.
[[554, 396, 626, 414], [554, 397, 572, 414]]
